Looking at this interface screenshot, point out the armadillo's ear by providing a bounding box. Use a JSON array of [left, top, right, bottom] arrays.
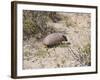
[[62, 35, 68, 41]]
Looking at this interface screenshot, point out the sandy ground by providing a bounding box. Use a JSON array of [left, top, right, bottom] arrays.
[[23, 13, 91, 69]]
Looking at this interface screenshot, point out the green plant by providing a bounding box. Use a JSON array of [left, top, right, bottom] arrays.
[[23, 10, 59, 40], [82, 43, 91, 54], [35, 48, 48, 57], [59, 43, 69, 47], [78, 43, 91, 66]]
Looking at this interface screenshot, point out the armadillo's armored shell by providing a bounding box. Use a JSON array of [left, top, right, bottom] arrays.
[[43, 33, 67, 46]]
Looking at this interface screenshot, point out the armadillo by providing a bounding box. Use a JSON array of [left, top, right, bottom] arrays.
[[43, 33, 68, 47]]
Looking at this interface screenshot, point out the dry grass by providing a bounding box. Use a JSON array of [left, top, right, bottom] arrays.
[[23, 11, 91, 69]]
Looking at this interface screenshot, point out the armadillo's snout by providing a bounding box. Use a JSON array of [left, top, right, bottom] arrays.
[[62, 35, 68, 41]]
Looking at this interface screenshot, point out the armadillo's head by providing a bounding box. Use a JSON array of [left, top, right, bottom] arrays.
[[62, 35, 68, 41]]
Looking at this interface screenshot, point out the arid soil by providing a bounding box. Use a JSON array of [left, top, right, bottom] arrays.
[[23, 12, 91, 69]]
